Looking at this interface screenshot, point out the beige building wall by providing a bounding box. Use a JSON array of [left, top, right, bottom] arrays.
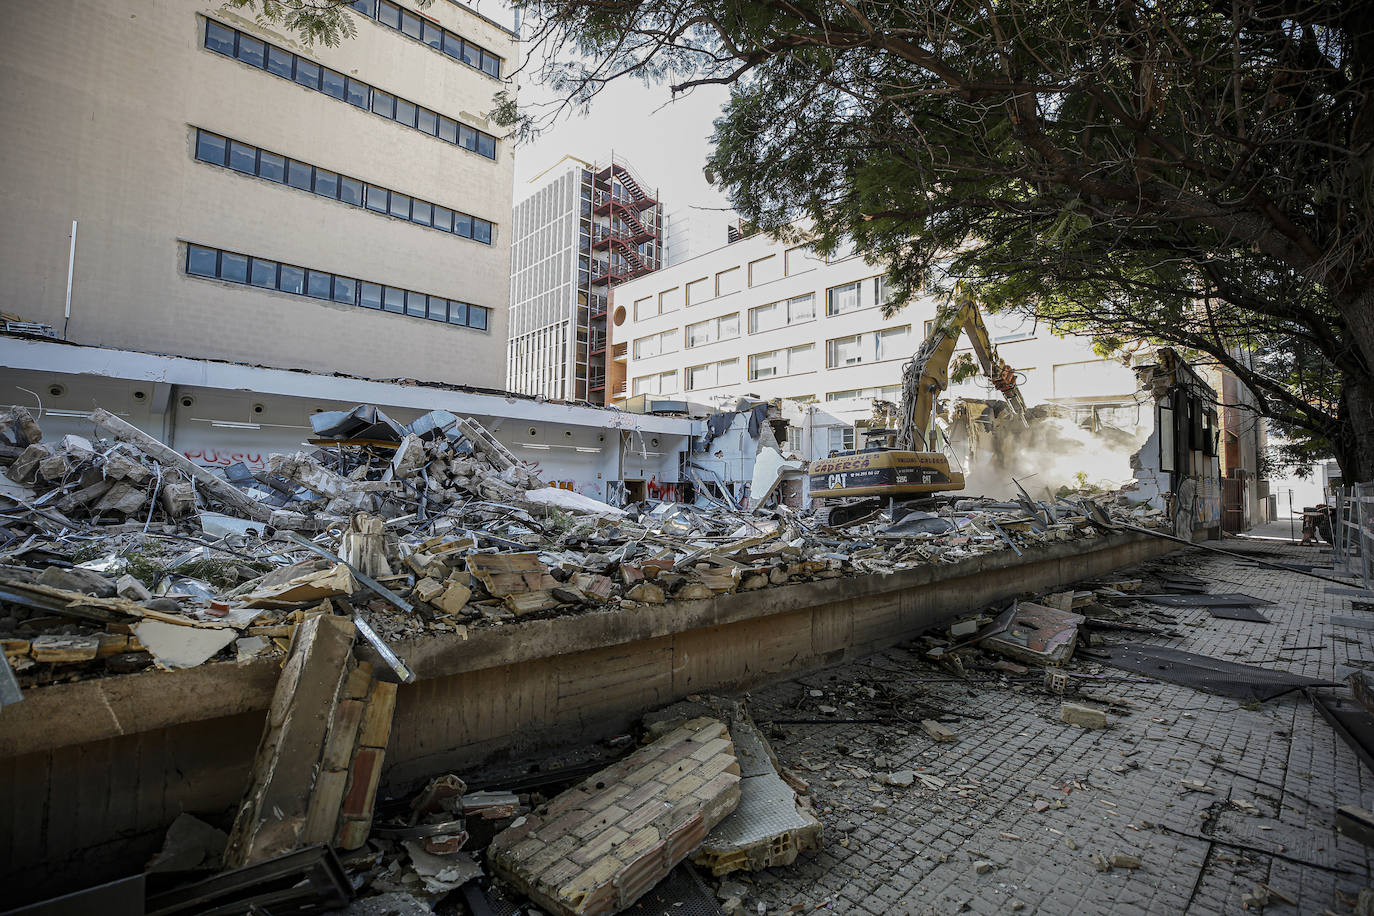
[[0, 0, 516, 387]]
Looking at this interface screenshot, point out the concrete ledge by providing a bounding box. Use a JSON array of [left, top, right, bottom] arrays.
[[0, 530, 1172, 760]]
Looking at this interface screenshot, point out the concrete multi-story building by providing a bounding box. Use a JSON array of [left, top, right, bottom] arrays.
[[611, 230, 1141, 443], [507, 156, 663, 403], [0, 0, 516, 387]]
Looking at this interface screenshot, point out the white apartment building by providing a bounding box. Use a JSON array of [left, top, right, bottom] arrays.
[[612, 231, 1141, 452], [0, 0, 516, 388]]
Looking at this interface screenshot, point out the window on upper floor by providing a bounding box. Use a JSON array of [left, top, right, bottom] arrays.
[[184, 241, 491, 330], [192, 129, 495, 244], [352, 0, 503, 78], [748, 254, 782, 287], [203, 18, 499, 160]]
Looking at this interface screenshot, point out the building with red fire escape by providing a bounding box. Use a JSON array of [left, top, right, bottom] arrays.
[[507, 155, 662, 403]]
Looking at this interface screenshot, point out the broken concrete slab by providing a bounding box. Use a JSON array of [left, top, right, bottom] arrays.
[[132, 620, 237, 670], [488, 716, 742, 916], [241, 563, 357, 609], [980, 601, 1085, 667], [694, 712, 821, 876], [225, 614, 357, 867], [1060, 702, 1108, 729]]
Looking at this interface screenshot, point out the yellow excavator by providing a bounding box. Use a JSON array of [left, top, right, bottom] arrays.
[[808, 285, 1028, 512]]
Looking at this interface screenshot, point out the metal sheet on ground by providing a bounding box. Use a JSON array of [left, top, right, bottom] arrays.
[[1141, 593, 1275, 607], [1332, 615, 1374, 631], [1100, 643, 1337, 701], [1207, 605, 1271, 623], [1312, 693, 1374, 775]]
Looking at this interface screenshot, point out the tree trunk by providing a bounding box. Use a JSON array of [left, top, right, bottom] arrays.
[[1338, 377, 1374, 484]]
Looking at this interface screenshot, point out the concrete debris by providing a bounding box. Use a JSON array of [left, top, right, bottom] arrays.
[[693, 701, 823, 876], [488, 717, 742, 915], [225, 614, 395, 866], [146, 813, 229, 873], [980, 601, 1086, 667], [133, 620, 238, 670], [1060, 702, 1108, 729]]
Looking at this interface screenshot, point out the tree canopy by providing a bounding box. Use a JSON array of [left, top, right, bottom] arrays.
[[505, 0, 1374, 481]]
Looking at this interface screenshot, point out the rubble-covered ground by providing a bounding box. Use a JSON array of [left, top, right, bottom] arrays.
[[712, 538, 1374, 915], [0, 403, 1164, 685]]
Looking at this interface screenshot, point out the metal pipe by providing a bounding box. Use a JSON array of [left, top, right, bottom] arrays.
[[63, 219, 77, 338]]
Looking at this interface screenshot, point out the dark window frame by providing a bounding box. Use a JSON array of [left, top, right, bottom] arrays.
[[203, 18, 500, 160], [348, 0, 503, 79], [191, 128, 497, 245], [185, 243, 492, 330]]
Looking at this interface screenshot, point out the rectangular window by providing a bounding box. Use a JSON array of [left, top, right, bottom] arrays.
[[412, 200, 432, 226], [749, 302, 780, 334], [377, 1, 401, 28], [634, 296, 656, 321], [265, 45, 293, 77], [204, 21, 236, 55], [186, 245, 218, 278], [476, 134, 496, 159], [715, 266, 742, 297], [220, 251, 249, 283], [438, 116, 458, 144], [634, 334, 661, 359], [371, 90, 395, 118], [632, 375, 656, 396], [659, 287, 682, 314], [472, 220, 492, 244], [443, 32, 464, 61], [394, 98, 417, 128], [875, 326, 910, 360], [454, 212, 472, 238], [785, 244, 820, 276], [685, 319, 712, 348], [468, 306, 488, 330], [400, 10, 423, 39], [346, 77, 370, 108], [366, 186, 388, 212], [293, 58, 321, 89], [236, 34, 266, 68], [286, 160, 313, 191], [748, 255, 781, 287], [421, 20, 443, 50], [447, 301, 468, 325], [686, 277, 710, 305], [383, 286, 405, 313], [827, 427, 856, 452], [462, 41, 480, 69], [195, 131, 227, 165], [427, 296, 448, 321], [405, 290, 427, 317], [333, 276, 357, 304], [389, 193, 411, 219], [432, 205, 453, 232], [827, 282, 861, 316], [258, 150, 286, 182], [417, 107, 437, 135], [321, 68, 347, 100], [718, 313, 740, 339], [228, 140, 256, 174], [827, 334, 863, 367], [278, 264, 305, 295], [339, 176, 363, 206], [481, 50, 500, 78], [350, 0, 374, 13], [789, 293, 815, 322], [250, 258, 277, 288], [360, 281, 383, 309], [306, 270, 332, 299], [313, 169, 339, 199], [749, 350, 781, 381], [686, 363, 715, 391]]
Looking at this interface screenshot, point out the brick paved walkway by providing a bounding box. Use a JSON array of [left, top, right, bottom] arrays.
[[726, 538, 1374, 915]]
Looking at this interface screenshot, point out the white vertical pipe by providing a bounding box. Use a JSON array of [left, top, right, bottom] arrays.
[[63, 220, 78, 338]]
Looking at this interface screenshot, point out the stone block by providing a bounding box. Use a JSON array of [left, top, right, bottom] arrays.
[[1060, 702, 1107, 729], [489, 717, 740, 916]]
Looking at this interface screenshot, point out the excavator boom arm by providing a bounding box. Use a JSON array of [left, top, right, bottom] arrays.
[[894, 285, 1028, 451]]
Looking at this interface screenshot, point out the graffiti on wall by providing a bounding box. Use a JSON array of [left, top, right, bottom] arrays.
[[182, 448, 268, 470]]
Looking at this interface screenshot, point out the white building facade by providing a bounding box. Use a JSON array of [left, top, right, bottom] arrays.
[[612, 231, 1142, 452]]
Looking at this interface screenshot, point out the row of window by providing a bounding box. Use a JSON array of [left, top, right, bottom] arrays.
[[184, 243, 489, 330], [631, 273, 885, 331], [204, 19, 498, 160], [348, 0, 501, 78], [193, 130, 493, 244], [826, 326, 912, 367]]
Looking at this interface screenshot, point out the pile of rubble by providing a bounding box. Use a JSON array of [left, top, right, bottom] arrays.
[[0, 403, 1168, 689]]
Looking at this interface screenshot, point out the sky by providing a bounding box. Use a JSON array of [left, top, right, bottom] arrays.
[[506, 25, 737, 253]]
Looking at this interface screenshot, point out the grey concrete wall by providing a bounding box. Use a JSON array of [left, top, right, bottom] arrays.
[[0, 0, 515, 388], [0, 530, 1182, 903]]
